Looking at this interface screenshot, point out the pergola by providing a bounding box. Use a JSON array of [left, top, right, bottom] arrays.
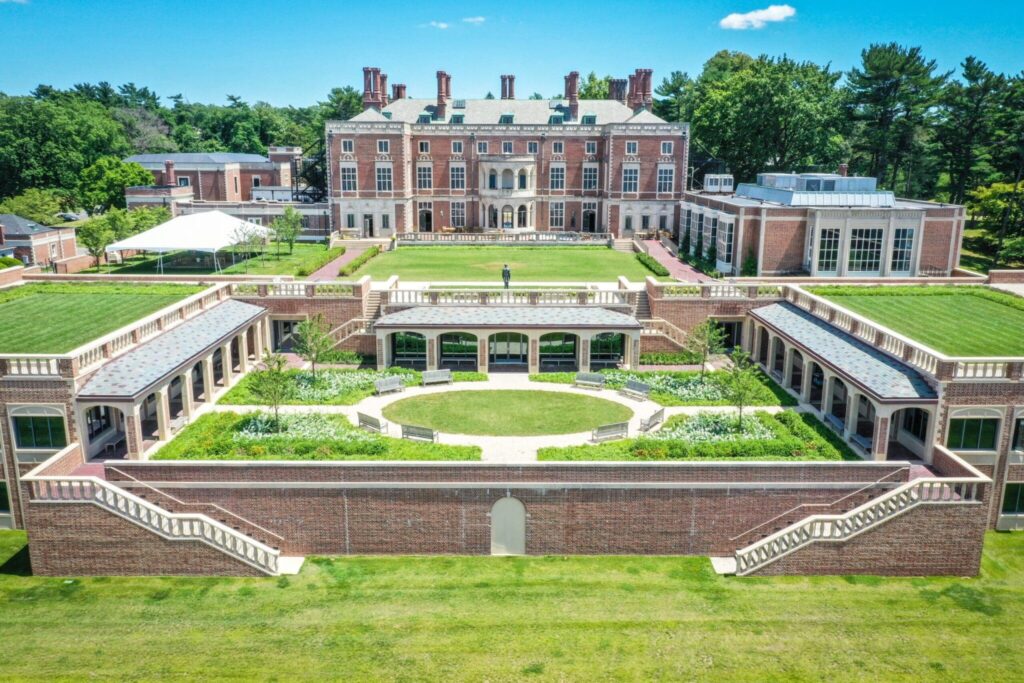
[[105, 210, 270, 273]]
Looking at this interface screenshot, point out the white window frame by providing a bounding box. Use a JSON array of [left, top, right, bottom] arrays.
[[550, 165, 565, 190], [451, 201, 466, 228], [341, 139, 354, 153], [527, 141, 539, 154], [416, 164, 433, 190], [625, 140, 638, 155], [477, 141, 488, 154], [582, 165, 599, 191], [377, 139, 390, 154], [451, 140, 463, 154], [252, 176, 261, 188], [622, 166, 639, 193], [502, 141, 513, 154], [656, 166, 674, 193], [891, 227, 915, 273], [177, 176, 190, 187], [449, 165, 465, 190], [340, 164, 357, 192], [549, 201, 565, 228], [552, 141, 564, 154], [375, 165, 393, 192], [848, 227, 885, 273], [418, 140, 430, 154], [585, 140, 597, 155], [660, 141, 673, 155]]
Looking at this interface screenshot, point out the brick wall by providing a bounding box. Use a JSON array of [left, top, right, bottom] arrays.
[[0, 265, 24, 286]]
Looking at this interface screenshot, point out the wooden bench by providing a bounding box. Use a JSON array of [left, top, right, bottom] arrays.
[[357, 412, 388, 434], [401, 424, 439, 443], [374, 376, 405, 395], [618, 379, 651, 401], [574, 372, 606, 390], [592, 422, 628, 442], [422, 369, 453, 385], [640, 408, 665, 432]]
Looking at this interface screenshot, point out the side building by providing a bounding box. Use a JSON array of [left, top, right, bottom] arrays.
[[326, 67, 688, 237]]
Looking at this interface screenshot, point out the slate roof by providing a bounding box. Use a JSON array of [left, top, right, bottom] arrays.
[[750, 302, 937, 401], [0, 214, 56, 235], [351, 98, 665, 126], [78, 300, 266, 400], [125, 153, 271, 165], [374, 306, 642, 329]]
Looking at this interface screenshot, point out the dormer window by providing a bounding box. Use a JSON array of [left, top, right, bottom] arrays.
[[499, 113, 514, 124], [417, 113, 432, 124], [581, 114, 597, 125], [451, 114, 465, 124]]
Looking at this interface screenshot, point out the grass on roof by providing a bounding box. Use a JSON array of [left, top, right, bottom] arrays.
[[810, 285, 1024, 357], [1, 529, 1023, 679], [0, 283, 204, 353], [349, 246, 671, 282]]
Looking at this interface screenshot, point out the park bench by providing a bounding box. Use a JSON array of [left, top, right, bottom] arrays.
[[401, 424, 439, 443], [357, 412, 388, 434], [574, 372, 606, 390], [592, 422, 628, 442], [618, 379, 651, 401], [639, 408, 665, 432], [422, 369, 453, 385], [374, 376, 405, 395]]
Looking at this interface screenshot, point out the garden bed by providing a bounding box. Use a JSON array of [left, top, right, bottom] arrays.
[[529, 369, 795, 407], [538, 411, 859, 461], [154, 412, 480, 461], [220, 368, 486, 406]]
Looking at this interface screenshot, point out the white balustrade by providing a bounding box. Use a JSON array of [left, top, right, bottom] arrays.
[[954, 361, 1008, 379]]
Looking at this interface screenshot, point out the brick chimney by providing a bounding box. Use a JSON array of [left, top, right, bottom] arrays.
[[838, 163, 849, 177], [609, 79, 627, 104], [163, 160, 176, 186], [435, 70, 449, 121], [500, 75, 508, 99], [639, 68, 653, 109], [392, 83, 406, 100], [507, 74, 515, 100], [379, 72, 389, 107], [627, 73, 638, 109], [565, 71, 580, 121], [362, 66, 383, 110]]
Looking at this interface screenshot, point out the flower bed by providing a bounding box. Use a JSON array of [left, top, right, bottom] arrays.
[[155, 412, 480, 461], [529, 369, 795, 407], [538, 410, 859, 462]]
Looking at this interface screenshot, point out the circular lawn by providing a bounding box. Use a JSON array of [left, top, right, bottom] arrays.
[[380, 390, 634, 436]]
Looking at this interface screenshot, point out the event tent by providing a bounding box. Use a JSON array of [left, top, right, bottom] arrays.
[[105, 211, 270, 272]]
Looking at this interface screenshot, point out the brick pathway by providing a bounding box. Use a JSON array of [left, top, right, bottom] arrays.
[[308, 245, 369, 281], [643, 240, 712, 282]]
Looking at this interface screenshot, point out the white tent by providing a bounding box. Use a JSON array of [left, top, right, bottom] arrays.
[[106, 211, 270, 272]]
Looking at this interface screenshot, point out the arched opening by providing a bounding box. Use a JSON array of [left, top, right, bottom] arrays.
[[771, 337, 785, 376], [518, 169, 527, 190], [488, 205, 498, 229], [789, 349, 804, 394], [190, 361, 205, 403], [230, 337, 242, 374], [583, 207, 596, 232], [517, 204, 528, 228], [139, 392, 161, 445], [490, 497, 526, 555], [212, 348, 225, 387], [501, 205, 514, 229], [851, 395, 877, 452], [757, 327, 770, 366], [590, 332, 624, 370], [891, 407, 930, 459], [439, 332, 478, 370], [828, 378, 848, 431], [501, 169, 514, 190], [807, 363, 825, 411], [391, 331, 427, 369], [418, 206, 433, 232], [539, 332, 578, 372], [167, 376, 186, 424], [488, 170, 497, 190], [82, 404, 127, 459], [489, 332, 529, 371]]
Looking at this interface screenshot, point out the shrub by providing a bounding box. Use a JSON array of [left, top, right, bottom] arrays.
[[295, 246, 345, 277], [339, 245, 380, 277], [321, 350, 373, 365], [0, 256, 23, 268], [740, 247, 758, 276], [636, 252, 669, 276], [639, 352, 700, 365]]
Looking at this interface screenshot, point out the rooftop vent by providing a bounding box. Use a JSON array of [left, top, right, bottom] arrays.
[[452, 99, 466, 109]]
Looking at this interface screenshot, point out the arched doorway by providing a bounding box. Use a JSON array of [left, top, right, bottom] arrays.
[[583, 207, 596, 232], [489, 332, 529, 371], [771, 337, 785, 376], [808, 362, 825, 411], [829, 378, 848, 431], [488, 170, 497, 189], [489, 206, 498, 229], [439, 332, 478, 370], [418, 206, 433, 232], [789, 349, 804, 393], [391, 331, 427, 369], [82, 404, 127, 459], [501, 169, 514, 189], [517, 205, 528, 228], [490, 497, 526, 555], [518, 170, 528, 189], [590, 332, 624, 369], [501, 205, 514, 229], [539, 332, 578, 371], [757, 328, 770, 365]]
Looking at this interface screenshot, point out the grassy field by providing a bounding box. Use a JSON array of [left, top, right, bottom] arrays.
[[84, 243, 342, 276], [350, 246, 668, 282], [381, 390, 634, 436], [812, 285, 1024, 356], [0, 283, 203, 353], [1, 530, 1023, 680]]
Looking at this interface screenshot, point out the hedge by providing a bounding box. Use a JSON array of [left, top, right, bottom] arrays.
[[0, 256, 22, 269], [639, 352, 701, 365], [339, 245, 381, 277], [636, 252, 670, 276], [294, 246, 345, 277]]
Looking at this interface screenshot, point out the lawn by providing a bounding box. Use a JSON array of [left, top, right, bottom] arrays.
[[811, 285, 1024, 357], [381, 390, 634, 436], [0, 283, 204, 353], [350, 246, 669, 281], [1, 529, 1023, 680], [84, 243, 343, 277], [154, 411, 480, 461]]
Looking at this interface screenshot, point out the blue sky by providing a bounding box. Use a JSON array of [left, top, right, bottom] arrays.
[[1, 0, 1021, 106]]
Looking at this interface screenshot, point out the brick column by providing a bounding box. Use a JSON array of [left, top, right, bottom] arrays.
[[578, 337, 590, 372], [528, 336, 539, 374], [124, 404, 144, 460], [478, 336, 488, 373], [871, 408, 892, 461], [629, 332, 641, 369], [426, 335, 438, 371], [376, 334, 389, 371]]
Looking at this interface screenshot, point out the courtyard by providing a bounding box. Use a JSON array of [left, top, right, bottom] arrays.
[[348, 245, 668, 282], [0, 529, 1021, 680]]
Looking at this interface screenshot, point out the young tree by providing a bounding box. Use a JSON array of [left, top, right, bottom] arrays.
[[0, 188, 65, 225], [249, 353, 290, 430], [578, 72, 612, 100], [76, 218, 115, 270], [271, 206, 302, 255], [293, 314, 334, 380], [78, 156, 154, 214], [683, 320, 727, 382], [725, 350, 760, 430]]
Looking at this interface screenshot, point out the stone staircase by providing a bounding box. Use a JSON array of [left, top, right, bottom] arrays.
[[364, 290, 383, 319], [612, 239, 636, 254], [633, 290, 652, 320]]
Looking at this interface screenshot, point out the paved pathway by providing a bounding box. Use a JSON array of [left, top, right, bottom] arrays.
[[643, 240, 712, 282], [308, 245, 369, 281], [217, 373, 785, 463]]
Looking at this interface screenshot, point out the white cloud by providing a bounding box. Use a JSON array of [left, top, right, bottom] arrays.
[[719, 4, 795, 30], [462, 16, 486, 24], [425, 20, 449, 29], [0, 0, 30, 4]]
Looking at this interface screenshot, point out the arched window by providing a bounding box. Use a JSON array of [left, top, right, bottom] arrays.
[[517, 205, 528, 228], [488, 170, 497, 190], [518, 170, 527, 189]]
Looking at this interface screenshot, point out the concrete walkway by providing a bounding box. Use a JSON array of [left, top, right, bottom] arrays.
[[308, 245, 370, 281], [217, 373, 785, 462], [643, 240, 712, 283]]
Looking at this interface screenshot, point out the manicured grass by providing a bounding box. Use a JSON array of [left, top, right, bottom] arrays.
[[381, 390, 634, 436], [0, 283, 203, 353], [811, 285, 1024, 356], [2, 529, 1023, 679], [84, 243, 343, 276], [220, 368, 486, 406], [350, 246, 670, 281], [539, 410, 860, 461], [154, 411, 480, 461]]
